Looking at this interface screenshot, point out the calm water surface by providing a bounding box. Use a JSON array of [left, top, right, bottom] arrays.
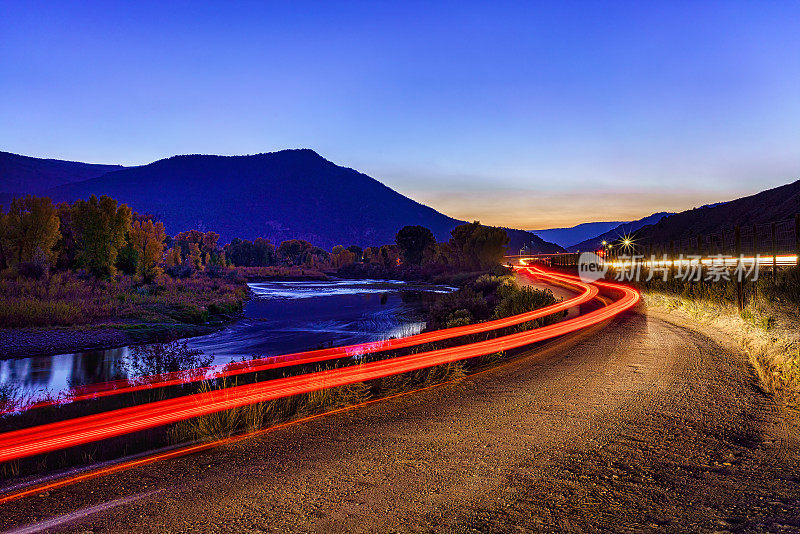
[[0, 279, 453, 404]]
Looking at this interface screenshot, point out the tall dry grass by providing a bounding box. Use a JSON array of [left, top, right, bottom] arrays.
[[165, 360, 468, 446], [644, 290, 800, 409], [168, 380, 274, 444], [0, 270, 248, 327]]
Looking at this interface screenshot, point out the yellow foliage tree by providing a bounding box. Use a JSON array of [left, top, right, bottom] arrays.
[[331, 245, 356, 269], [188, 242, 203, 270], [165, 246, 182, 269], [130, 219, 167, 280], [3, 195, 61, 266]]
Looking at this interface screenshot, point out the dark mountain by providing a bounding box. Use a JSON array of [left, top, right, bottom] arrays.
[[567, 212, 673, 252], [502, 227, 563, 255], [35, 149, 561, 252], [631, 180, 800, 245], [0, 151, 123, 197], [532, 221, 626, 249]]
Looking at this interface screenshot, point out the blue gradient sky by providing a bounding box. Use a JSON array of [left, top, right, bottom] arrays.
[[2, 1, 799, 229]]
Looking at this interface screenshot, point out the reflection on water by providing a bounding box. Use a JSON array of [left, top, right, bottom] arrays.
[[0, 279, 447, 405], [126, 341, 213, 377]]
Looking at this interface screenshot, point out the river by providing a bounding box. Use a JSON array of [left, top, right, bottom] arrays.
[[0, 279, 454, 405]]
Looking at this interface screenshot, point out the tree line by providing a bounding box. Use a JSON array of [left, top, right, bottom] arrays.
[[0, 194, 509, 282]]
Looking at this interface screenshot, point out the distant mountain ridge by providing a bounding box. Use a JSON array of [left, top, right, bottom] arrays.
[[0, 151, 124, 196], [1, 149, 562, 253], [532, 221, 626, 248], [632, 180, 800, 245], [567, 212, 673, 252]]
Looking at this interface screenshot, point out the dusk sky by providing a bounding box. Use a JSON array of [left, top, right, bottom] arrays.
[[2, 1, 799, 229]]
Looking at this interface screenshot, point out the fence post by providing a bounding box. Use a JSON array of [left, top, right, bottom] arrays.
[[772, 222, 777, 285], [752, 224, 758, 300], [669, 240, 675, 279], [796, 214, 800, 267], [735, 226, 743, 311], [697, 234, 704, 279]]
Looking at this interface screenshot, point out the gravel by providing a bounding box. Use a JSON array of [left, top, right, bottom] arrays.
[[2, 306, 799, 532]]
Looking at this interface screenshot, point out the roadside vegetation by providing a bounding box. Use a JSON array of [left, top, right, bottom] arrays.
[[0, 194, 513, 335], [0, 246, 568, 480], [424, 271, 561, 331], [633, 266, 800, 408], [0, 195, 576, 479], [1, 294, 558, 481]]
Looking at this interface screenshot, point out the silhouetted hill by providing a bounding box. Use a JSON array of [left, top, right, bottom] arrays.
[[532, 221, 626, 248], [567, 212, 673, 252], [632, 180, 800, 244], [0, 151, 123, 197], [37, 149, 561, 252], [502, 227, 563, 255]]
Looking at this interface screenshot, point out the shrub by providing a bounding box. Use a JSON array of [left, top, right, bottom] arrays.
[[445, 309, 473, 328], [427, 287, 490, 329], [493, 285, 558, 320], [126, 339, 212, 377]]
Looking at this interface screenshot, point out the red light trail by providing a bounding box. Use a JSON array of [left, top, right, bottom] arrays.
[[0, 379, 464, 505], [0, 266, 638, 464], [7, 267, 598, 413]]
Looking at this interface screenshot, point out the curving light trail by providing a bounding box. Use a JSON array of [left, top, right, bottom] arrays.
[[8, 269, 598, 414], [0, 266, 638, 464]]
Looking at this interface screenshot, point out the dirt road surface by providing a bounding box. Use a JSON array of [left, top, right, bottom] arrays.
[[2, 304, 799, 533]]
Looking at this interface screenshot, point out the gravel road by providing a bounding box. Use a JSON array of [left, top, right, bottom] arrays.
[[2, 305, 799, 533]]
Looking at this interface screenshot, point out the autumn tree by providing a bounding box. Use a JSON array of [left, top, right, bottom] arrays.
[[165, 246, 182, 269], [174, 230, 221, 267], [346, 245, 363, 262], [449, 221, 509, 270], [130, 219, 167, 280], [225, 237, 276, 267], [115, 239, 139, 275], [362, 246, 378, 264], [3, 195, 61, 266], [330, 245, 356, 269], [304, 246, 329, 268], [395, 225, 436, 265], [253, 237, 275, 266], [54, 202, 77, 270], [188, 242, 203, 270], [71, 195, 132, 277], [277, 239, 313, 265], [362, 246, 396, 267], [201, 231, 220, 263], [379, 244, 400, 268]]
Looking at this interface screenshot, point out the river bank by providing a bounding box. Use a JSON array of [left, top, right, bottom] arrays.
[[0, 278, 452, 407], [0, 322, 224, 360], [0, 264, 488, 360]]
